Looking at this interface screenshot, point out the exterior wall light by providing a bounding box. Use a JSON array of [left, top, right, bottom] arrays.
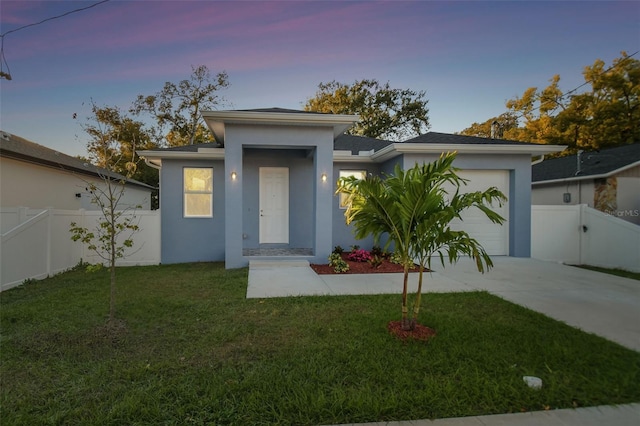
[[231, 171, 237, 180], [321, 173, 327, 182]]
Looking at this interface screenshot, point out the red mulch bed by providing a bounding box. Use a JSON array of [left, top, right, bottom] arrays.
[[310, 253, 419, 275], [387, 321, 437, 342]]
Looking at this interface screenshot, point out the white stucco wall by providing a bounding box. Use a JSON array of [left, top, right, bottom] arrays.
[[0, 157, 151, 210]]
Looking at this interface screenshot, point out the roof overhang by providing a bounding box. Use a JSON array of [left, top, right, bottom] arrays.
[[370, 143, 567, 162], [201, 110, 358, 145], [139, 143, 568, 168], [532, 160, 640, 185], [333, 150, 376, 163], [139, 147, 380, 166], [137, 148, 225, 168]]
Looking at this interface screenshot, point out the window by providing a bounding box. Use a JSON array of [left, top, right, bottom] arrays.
[[184, 168, 213, 217], [339, 170, 366, 209]]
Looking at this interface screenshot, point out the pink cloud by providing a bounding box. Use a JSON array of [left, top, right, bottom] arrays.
[[5, 1, 432, 64], [6, 0, 633, 100], [0, 0, 53, 27]]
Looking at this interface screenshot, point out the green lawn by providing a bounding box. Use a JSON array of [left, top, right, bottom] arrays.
[[575, 265, 640, 281], [1, 263, 639, 425]]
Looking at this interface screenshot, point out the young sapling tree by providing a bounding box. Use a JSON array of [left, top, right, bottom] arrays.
[[70, 104, 145, 327]]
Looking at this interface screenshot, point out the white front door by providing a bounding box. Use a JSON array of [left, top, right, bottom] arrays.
[[259, 167, 289, 244]]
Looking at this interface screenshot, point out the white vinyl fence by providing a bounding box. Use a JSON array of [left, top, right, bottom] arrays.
[[532, 204, 640, 272], [4, 204, 636, 291], [1, 208, 160, 291]]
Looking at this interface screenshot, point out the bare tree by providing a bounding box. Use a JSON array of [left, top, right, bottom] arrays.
[[131, 65, 230, 146]]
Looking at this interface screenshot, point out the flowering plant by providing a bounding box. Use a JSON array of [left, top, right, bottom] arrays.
[[347, 249, 372, 263]]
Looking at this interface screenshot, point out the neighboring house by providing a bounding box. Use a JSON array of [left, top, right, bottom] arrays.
[[138, 108, 565, 268], [0, 131, 155, 212], [532, 143, 640, 225]]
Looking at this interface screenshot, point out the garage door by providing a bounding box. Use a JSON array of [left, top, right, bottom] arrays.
[[443, 170, 509, 256]]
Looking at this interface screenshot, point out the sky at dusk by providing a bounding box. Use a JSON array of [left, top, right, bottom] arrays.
[[1, 0, 638, 157]]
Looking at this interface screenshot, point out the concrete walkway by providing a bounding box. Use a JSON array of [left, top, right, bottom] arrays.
[[326, 403, 640, 426], [247, 257, 640, 426]]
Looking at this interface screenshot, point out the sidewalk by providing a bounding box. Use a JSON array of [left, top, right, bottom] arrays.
[[327, 403, 640, 426]]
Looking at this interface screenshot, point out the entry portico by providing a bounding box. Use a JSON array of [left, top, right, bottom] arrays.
[[203, 109, 357, 268]]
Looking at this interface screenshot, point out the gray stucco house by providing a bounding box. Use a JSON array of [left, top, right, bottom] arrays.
[[138, 108, 564, 269]]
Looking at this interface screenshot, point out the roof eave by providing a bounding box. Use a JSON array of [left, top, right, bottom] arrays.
[[137, 148, 226, 168], [371, 143, 567, 162], [532, 160, 640, 185], [333, 150, 376, 163]]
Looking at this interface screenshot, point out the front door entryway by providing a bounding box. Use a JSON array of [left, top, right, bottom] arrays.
[[259, 167, 289, 244]]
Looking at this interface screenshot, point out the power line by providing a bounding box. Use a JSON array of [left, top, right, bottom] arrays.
[[0, 0, 111, 80], [508, 50, 639, 122], [0, 0, 111, 38], [557, 51, 638, 100]]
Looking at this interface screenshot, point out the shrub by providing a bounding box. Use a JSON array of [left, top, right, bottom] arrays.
[[371, 245, 384, 257], [349, 244, 360, 252], [328, 253, 349, 273], [389, 251, 416, 269], [332, 245, 344, 255], [389, 251, 404, 265], [369, 254, 383, 269], [347, 249, 372, 263]]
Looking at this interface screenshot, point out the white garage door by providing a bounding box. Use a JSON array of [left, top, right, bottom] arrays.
[[444, 170, 509, 256]]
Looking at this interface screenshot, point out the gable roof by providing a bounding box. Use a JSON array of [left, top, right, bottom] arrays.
[[0, 131, 154, 190], [532, 143, 640, 184]]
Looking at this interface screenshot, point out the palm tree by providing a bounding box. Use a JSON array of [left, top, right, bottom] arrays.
[[337, 152, 507, 330]]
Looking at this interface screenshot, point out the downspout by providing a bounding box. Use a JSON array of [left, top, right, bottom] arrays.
[[143, 157, 161, 170], [576, 150, 583, 204], [142, 157, 161, 211], [531, 155, 545, 166], [578, 180, 581, 204], [578, 204, 585, 265]]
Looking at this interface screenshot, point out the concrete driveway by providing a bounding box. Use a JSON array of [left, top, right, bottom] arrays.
[[247, 257, 640, 352]]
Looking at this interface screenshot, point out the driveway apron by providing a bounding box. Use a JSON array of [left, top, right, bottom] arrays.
[[438, 257, 640, 352]]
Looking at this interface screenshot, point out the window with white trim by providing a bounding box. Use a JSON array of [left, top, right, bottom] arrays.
[[339, 170, 366, 209], [184, 167, 213, 217]]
